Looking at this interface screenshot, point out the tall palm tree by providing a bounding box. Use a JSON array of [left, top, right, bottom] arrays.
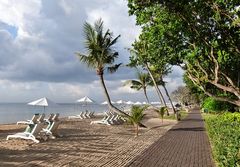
[[124, 71, 150, 103], [151, 70, 179, 120], [128, 44, 167, 108], [75, 18, 128, 117]]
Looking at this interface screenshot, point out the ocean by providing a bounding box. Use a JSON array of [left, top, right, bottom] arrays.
[[0, 103, 128, 124]]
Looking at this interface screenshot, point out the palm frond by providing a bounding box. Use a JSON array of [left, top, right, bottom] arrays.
[[127, 105, 147, 124], [107, 63, 122, 73], [77, 18, 121, 74], [108, 35, 121, 47], [75, 52, 96, 69]]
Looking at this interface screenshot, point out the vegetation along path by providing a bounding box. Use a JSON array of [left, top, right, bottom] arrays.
[[125, 109, 215, 167]]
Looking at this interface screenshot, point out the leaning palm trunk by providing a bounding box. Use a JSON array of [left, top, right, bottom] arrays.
[[99, 74, 147, 127], [145, 64, 167, 108], [99, 74, 128, 116], [143, 87, 150, 104], [162, 83, 180, 120]]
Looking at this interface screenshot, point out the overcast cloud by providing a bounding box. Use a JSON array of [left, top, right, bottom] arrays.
[[0, 0, 184, 103]]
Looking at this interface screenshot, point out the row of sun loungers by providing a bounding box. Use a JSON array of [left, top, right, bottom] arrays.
[[91, 112, 126, 126], [7, 113, 61, 143], [68, 111, 95, 119]]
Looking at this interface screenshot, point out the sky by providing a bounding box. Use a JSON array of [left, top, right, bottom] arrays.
[[0, 0, 184, 103]]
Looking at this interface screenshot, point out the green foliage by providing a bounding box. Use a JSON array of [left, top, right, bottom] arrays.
[[124, 71, 151, 103], [128, 105, 147, 125], [204, 113, 240, 167], [75, 18, 121, 75], [155, 107, 167, 122], [164, 110, 188, 120], [202, 97, 236, 112], [127, 0, 240, 106]]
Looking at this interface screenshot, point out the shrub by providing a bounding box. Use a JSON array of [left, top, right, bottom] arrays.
[[204, 113, 240, 167], [202, 97, 236, 113]]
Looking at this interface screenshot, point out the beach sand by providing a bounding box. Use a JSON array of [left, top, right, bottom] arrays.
[[0, 113, 176, 166]]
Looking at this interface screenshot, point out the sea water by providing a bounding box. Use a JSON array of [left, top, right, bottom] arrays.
[[0, 103, 128, 124]]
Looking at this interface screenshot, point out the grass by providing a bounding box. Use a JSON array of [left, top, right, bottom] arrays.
[[203, 112, 240, 167]]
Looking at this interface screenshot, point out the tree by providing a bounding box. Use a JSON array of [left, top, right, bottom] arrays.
[[148, 65, 178, 116], [128, 105, 147, 136], [128, 41, 167, 108], [155, 107, 167, 123], [171, 86, 200, 105], [75, 18, 129, 117], [128, 0, 240, 107], [124, 71, 151, 103]]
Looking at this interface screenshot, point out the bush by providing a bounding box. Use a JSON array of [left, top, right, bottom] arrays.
[[202, 97, 236, 113], [204, 113, 240, 167]]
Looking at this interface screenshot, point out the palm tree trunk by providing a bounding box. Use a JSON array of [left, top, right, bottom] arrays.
[[135, 124, 139, 136], [162, 83, 178, 116], [143, 87, 150, 104], [99, 74, 147, 127], [145, 64, 167, 108]]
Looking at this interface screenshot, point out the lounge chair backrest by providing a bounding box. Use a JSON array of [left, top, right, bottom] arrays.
[[48, 113, 54, 121], [48, 121, 61, 133], [37, 114, 45, 123], [52, 113, 59, 121], [31, 122, 45, 136], [32, 114, 40, 124]]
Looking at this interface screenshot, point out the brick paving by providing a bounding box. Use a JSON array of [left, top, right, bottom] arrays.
[[125, 109, 215, 167]]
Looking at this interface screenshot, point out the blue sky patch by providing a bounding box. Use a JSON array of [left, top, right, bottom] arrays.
[[0, 22, 18, 38]]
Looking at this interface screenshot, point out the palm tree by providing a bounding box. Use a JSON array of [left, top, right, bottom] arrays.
[[124, 71, 150, 103], [155, 107, 167, 123], [75, 18, 128, 117], [128, 44, 167, 108], [128, 105, 147, 136], [151, 70, 179, 119]]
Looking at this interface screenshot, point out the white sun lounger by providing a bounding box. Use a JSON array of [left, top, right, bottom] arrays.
[[42, 113, 61, 139], [44, 113, 54, 124], [7, 122, 45, 143], [17, 114, 40, 125], [91, 112, 113, 125], [91, 111, 125, 126], [68, 111, 84, 119], [37, 113, 45, 123], [69, 111, 95, 119]]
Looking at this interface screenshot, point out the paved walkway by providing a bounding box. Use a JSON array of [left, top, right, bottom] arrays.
[[125, 109, 215, 167]]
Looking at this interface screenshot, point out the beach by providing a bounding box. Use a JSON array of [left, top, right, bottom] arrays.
[[0, 113, 176, 166]]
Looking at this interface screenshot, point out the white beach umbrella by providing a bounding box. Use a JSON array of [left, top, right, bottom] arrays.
[[101, 101, 108, 105], [126, 101, 134, 105], [76, 96, 96, 107], [151, 101, 161, 105], [134, 101, 142, 105], [76, 96, 95, 104], [101, 100, 115, 105], [116, 100, 126, 104], [28, 97, 56, 112]]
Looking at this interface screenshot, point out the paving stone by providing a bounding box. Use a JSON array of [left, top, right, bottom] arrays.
[[125, 109, 215, 167]]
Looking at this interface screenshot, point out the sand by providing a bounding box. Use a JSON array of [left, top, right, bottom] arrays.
[[0, 114, 176, 167]]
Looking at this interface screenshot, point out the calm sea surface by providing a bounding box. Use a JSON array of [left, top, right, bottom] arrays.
[[0, 103, 128, 124]]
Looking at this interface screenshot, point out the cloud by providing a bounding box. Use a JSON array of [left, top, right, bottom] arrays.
[[0, 0, 184, 102]]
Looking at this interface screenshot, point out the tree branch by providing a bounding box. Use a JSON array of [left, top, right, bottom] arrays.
[[187, 72, 240, 106]]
